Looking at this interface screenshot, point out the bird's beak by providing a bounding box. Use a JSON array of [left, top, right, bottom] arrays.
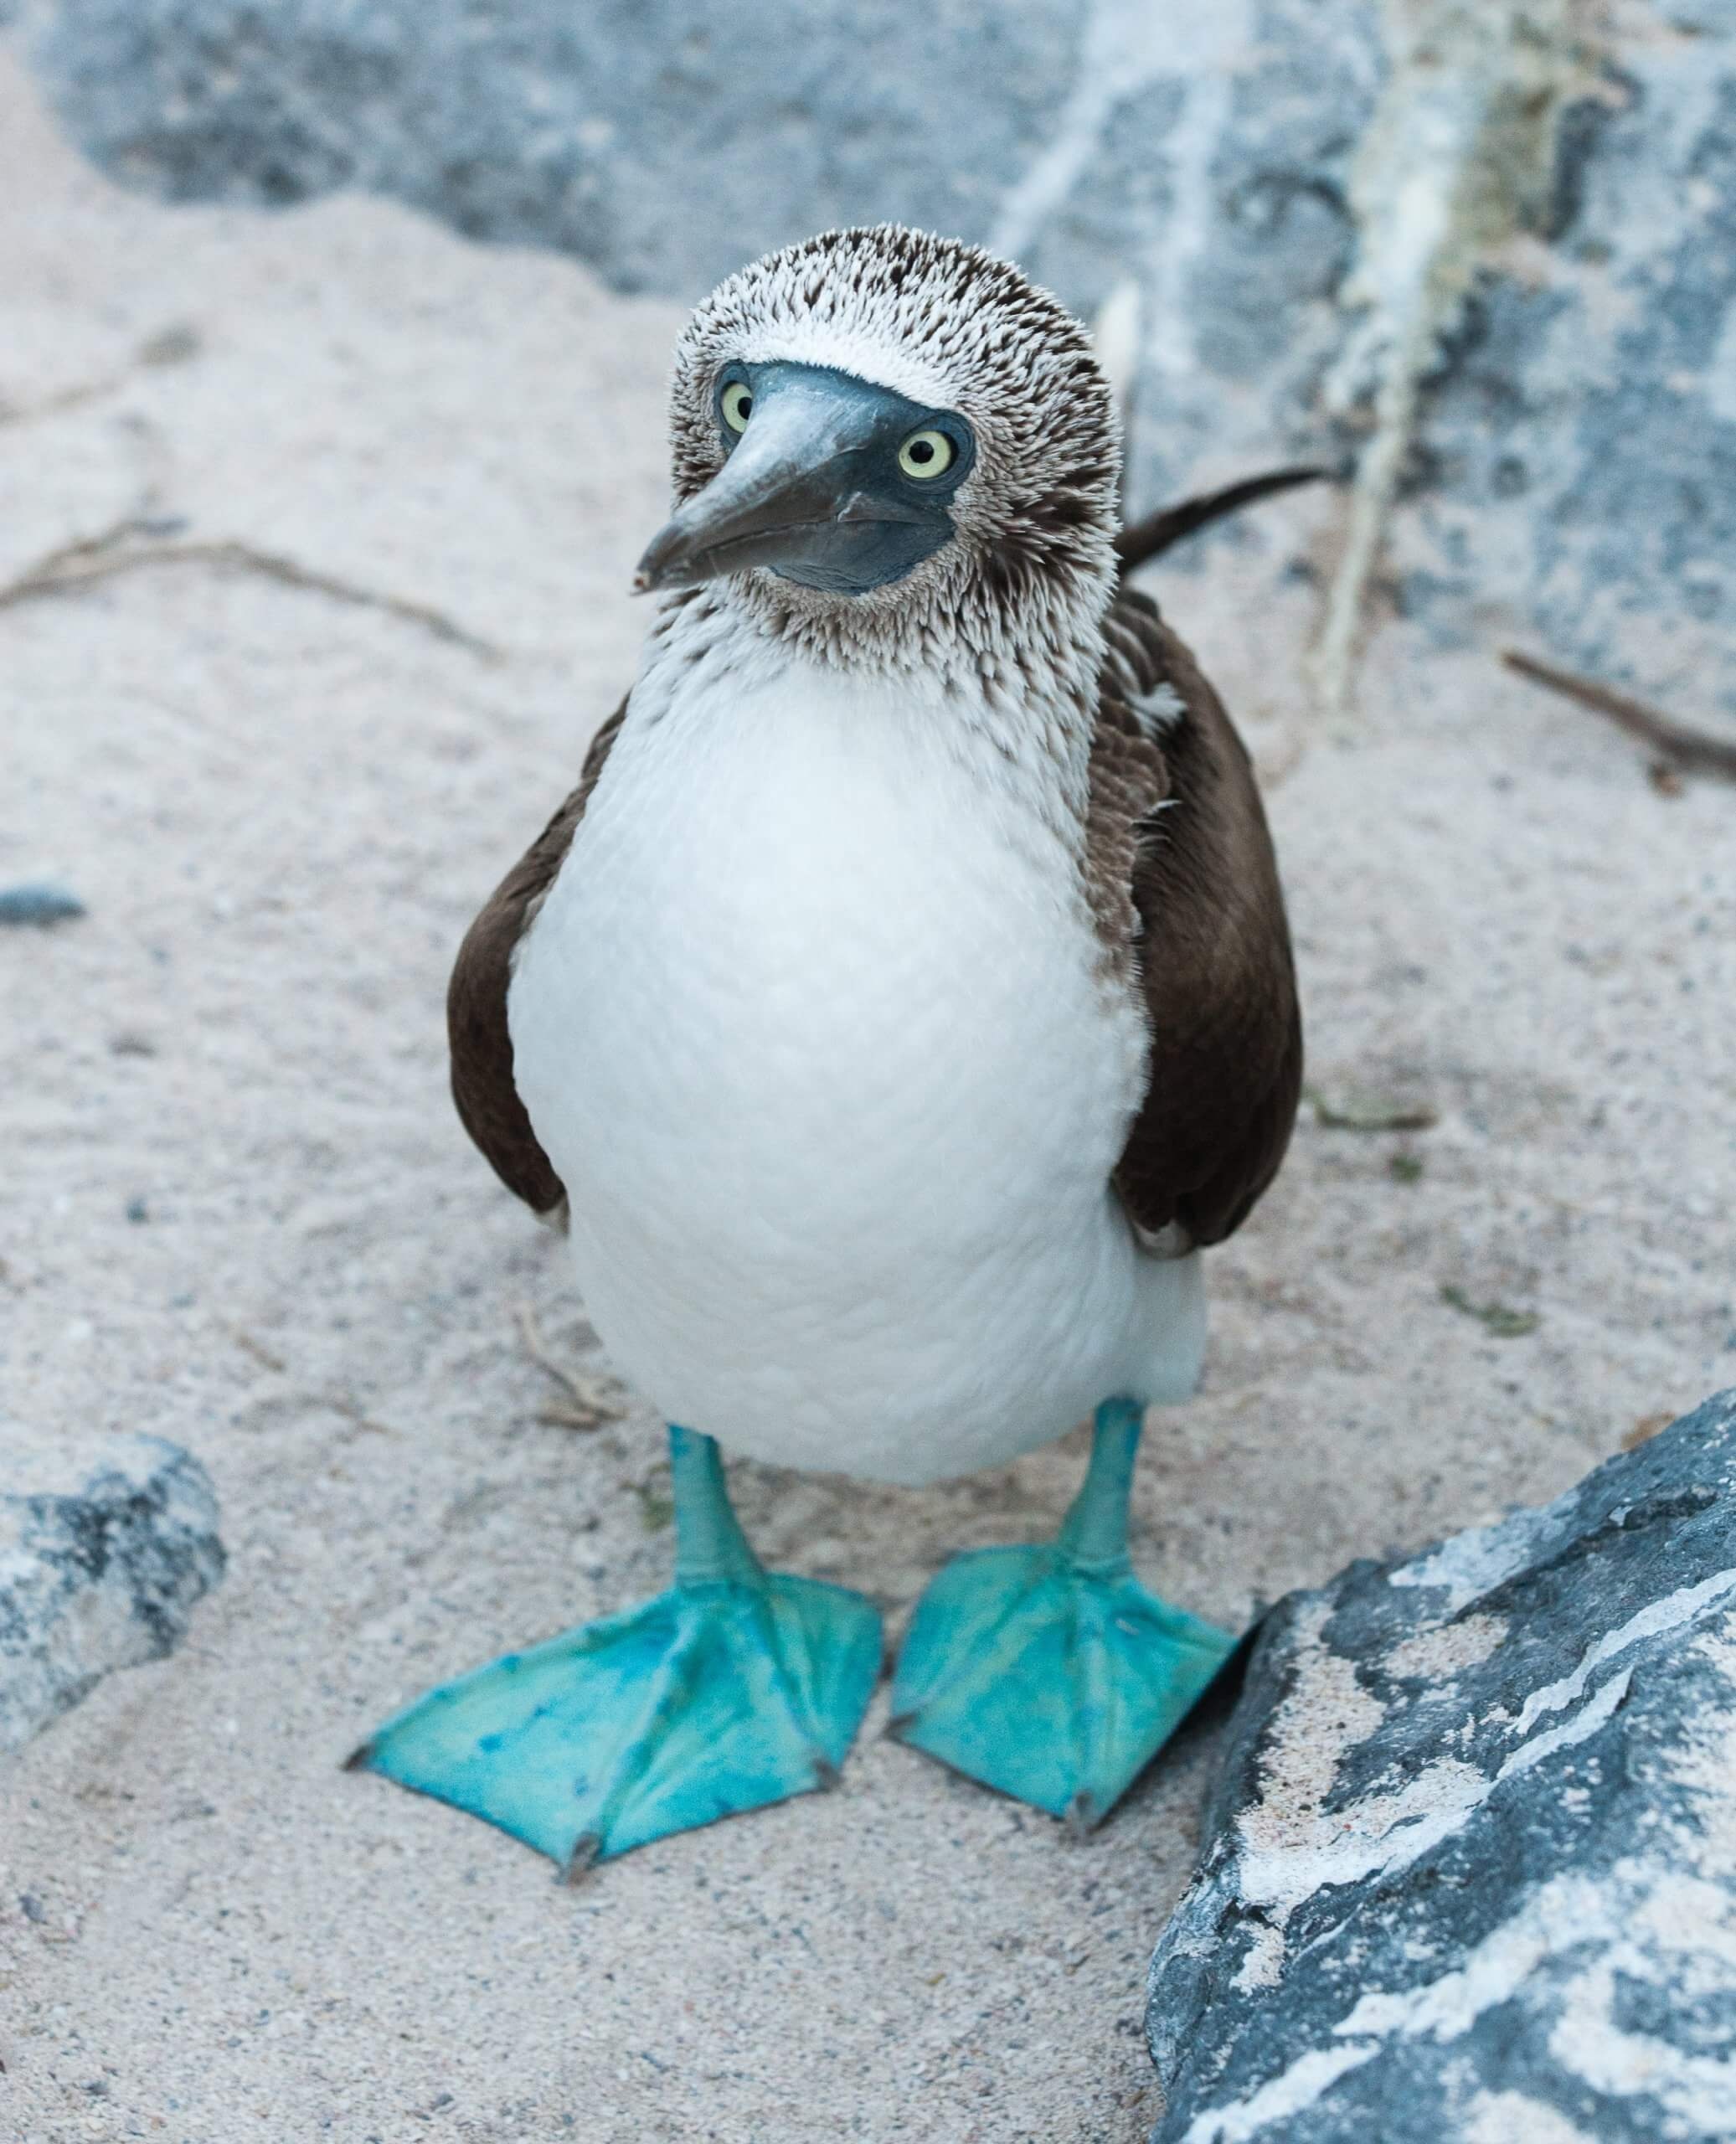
[[632, 366, 954, 598]]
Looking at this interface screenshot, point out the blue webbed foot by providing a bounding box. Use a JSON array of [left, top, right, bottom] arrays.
[[888, 1398, 1237, 1829], [349, 1427, 881, 1875], [351, 1570, 880, 1876], [888, 1545, 1234, 1828]]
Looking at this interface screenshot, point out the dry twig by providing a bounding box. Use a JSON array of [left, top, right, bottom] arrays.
[[1440, 1283, 1539, 1339], [515, 1303, 625, 1430], [1503, 649, 1736, 782], [1307, 1087, 1438, 1134], [0, 515, 500, 661], [228, 1324, 399, 1436], [230, 1327, 287, 1376], [0, 322, 201, 431]]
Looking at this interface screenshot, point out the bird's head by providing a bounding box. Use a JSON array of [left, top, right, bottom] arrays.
[[635, 227, 1120, 669]]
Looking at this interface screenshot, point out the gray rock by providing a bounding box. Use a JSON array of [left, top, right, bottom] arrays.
[[1, 1428, 225, 1755], [1146, 1388, 1736, 2144], [10, 1, 1732, 712], [0, 880, 86, 926], [18, 0, 1090, 299], [1398, 18, 1736, 721], [1005, 1, 1382, 517], [13, 0, 1380, 463]]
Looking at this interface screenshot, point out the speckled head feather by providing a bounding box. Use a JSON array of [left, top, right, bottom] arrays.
[[663, 226, 1122, 687]]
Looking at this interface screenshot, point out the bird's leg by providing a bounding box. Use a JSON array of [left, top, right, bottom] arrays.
[[348, 1425, 882, 1876], [889, 1397, 1237, 1831]]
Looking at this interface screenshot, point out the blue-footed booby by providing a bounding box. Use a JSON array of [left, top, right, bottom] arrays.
[[350, 227, 1305, 1876]]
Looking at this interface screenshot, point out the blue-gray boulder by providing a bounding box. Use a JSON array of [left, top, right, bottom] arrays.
[[11, 1, 1733, 711], [18, 0, 1095, 299], [1147, 1388, 1736, 2144], [1, 1428, 225, 1755], [9, 0, 1383, 518], [1399, 18, 1736, 723]]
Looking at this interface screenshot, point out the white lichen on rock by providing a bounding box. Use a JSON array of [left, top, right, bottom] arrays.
[[1308, 0, 1594, 721], [1149, 1389, 1736, 2144]]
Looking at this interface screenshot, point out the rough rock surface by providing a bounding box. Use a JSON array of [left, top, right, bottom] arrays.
[[0, 1428, 224, 1753], [7, 0, 1383, 502], [10, 0, 1735, 717], [1146, 1388, 1736, 2144], [18, 0, 1096, 298], [1396, 4, 1736, 723]]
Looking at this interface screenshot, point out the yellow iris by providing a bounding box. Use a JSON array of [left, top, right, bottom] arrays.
[[898, 429, 956, 480]]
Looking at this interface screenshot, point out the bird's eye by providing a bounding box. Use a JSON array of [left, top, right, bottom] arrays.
[[898, 428, 956, 481], [720, 381, 754, 435]]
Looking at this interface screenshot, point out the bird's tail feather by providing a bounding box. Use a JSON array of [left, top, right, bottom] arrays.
[[1115, 465, 1331, 578]]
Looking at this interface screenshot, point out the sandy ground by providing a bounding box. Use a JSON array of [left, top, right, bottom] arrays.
[[1, 46, 1733, 2144]]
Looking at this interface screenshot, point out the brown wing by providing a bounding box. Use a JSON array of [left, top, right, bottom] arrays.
[[1093, 589, 1302, 1249], [446, 701, 626, 1216]]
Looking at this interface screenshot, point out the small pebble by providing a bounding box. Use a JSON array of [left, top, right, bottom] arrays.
[[125, 1196, 149, 1224], [138, 322, 200, 368], [0, 882, 85, 928]]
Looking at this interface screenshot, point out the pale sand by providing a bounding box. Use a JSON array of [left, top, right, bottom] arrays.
[[2, 48, 1732, 2144]]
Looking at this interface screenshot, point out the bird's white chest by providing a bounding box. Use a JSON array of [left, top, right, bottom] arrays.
[[508, 662, 1159, 1482]]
